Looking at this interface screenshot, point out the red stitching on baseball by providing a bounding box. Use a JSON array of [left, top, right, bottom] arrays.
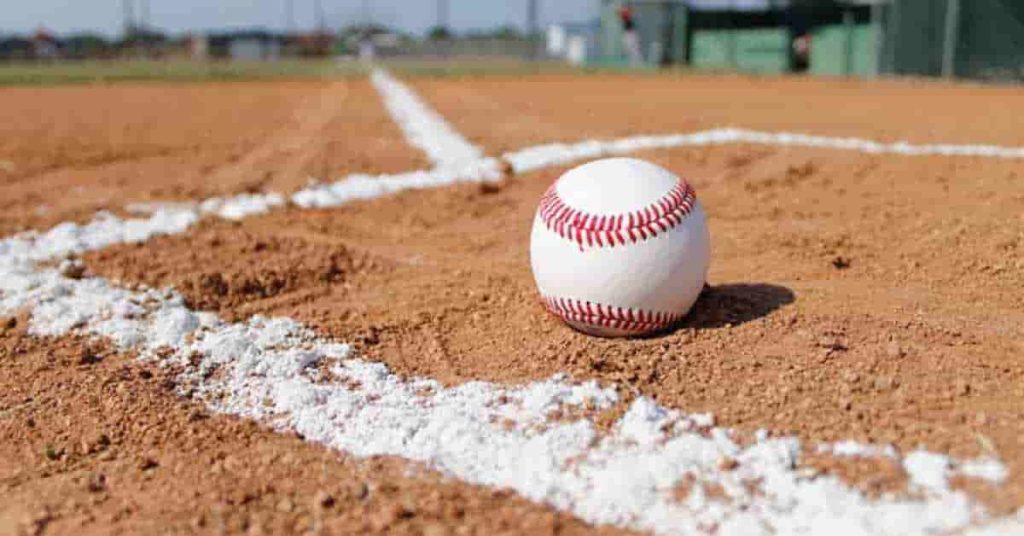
[[540, 295, 683, 334], [537, 178, 697, 250]]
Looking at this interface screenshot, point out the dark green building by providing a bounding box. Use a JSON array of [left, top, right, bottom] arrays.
[[598, 0, 1024, 81]]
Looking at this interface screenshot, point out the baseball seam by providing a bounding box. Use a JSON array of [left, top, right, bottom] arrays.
[[541, 295, 684, 334], [537, 179, 697, 250]]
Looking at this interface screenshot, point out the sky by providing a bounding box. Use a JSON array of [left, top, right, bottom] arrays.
[[1, 0, 601, 37]]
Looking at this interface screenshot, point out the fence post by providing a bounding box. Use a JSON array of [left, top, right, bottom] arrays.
[[676, 5, 691, 65], [869, 1, 882, 77], [843, 8, 855, 75], [886, 0, 900, 75], [941, 0, 960, 78], [728, 1, 738, 70]]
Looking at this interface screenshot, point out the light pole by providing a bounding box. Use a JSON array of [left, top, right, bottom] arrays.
[[285, 0, 295, 33], [314, 0, 326, 32], [122, 0, 135, 36], [527, 0, 540, 60], [438, 0, 449, 30], [140, 0, 150, 30]]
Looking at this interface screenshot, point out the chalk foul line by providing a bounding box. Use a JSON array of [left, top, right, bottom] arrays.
[[370, 68, 488, 172], [2, 71, 1024, 535], [0, 205, 1020, 536]]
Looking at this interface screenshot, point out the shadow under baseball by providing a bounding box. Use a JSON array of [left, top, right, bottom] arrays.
[[680, 283, 796, 330]]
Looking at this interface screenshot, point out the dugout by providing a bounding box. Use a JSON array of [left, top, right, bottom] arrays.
[[598, 0, 689, 67], [879, 0, 1024, 80], [598, 1, 878, 75], [598, 0, 1024, 82]]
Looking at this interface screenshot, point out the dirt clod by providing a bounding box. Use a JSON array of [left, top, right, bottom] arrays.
[[831, 256, 852, 270]]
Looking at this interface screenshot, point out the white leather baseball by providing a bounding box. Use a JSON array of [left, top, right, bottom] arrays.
[[529, 157, 711, 337]]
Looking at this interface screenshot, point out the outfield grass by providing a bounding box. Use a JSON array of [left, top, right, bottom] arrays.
[[0, 59, 369, 86], [0, 57, 663, 86]]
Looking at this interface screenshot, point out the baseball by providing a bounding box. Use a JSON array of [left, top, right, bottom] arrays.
[[530, 157, 711, 337]]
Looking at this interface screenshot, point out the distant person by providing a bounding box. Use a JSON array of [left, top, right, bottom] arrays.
[[792, 33, 810, 73], [618, 4, 643, 66], [358, 35, 376, 62]]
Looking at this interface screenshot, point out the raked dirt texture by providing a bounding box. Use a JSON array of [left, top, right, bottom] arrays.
[[2, 69, 1024, 535]]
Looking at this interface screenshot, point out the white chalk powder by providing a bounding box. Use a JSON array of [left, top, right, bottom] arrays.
[[370, 69, 490, 171], [3, 70, 1024, 535], [1, 212, 1020, 536]]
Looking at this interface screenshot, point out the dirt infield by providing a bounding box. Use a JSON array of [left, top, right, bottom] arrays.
[[410, 74, 1024, 153], [0, 80, 425, 235], [82, 144, 1024, 508], [0, 323, 630, 536], [2, 72, 1024, 534]]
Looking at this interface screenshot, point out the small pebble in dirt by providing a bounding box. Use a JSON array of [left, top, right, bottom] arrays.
[[717, 457, 739, 471], [314, 491, 335, 509], [78, 346, 101, 365], [86, 473, 106, 493], [59, 260, 86, 280], [361, 327, 381, 346], [498, 158, 515, 178], [478, 181, 503, 195], [873, 376, 898, 391], [817, 335, 847, 352], [885, 341, 905, 358], [348, 481, 370, 501], [831, 256, 852, 270], [276, 497, 295, 513], [43, 446, 61, 461]]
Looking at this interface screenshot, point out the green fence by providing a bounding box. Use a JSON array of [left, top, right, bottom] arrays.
[[810, 24, 878, 77], [598, 0, 1024, 81], [881, 0, 1024, 80], [691, 29, 789, 74]]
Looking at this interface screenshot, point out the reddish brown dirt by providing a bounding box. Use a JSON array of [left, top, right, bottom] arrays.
[[0, 318, 633, 536], [0, 80, 426, 235], [409, 73, 1024, 154], [85, 143, 1024, 513], [5, 73, 1024, 532]]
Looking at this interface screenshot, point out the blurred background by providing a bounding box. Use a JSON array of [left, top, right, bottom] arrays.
[[2, 0, 1024, 82]]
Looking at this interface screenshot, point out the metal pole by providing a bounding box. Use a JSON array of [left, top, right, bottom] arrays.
[[140, 0, 149, 30], [527, 0, 540, 59], [123, 0, 135, 35], [285, 0, 295, 33], [315, 0, 326, 32], [842, 8, 855, 76], [729, 0, 738, 70], [870, 2, 882, 77], [437, 0, 449, 29], [941, 0, 960, 78], [887, 0, 900, 74]]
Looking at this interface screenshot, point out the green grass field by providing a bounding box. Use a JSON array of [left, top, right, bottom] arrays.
[[0, 57, 652, 86], [0, 59, 368, 86]]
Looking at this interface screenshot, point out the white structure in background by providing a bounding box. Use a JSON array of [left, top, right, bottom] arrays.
[[566, 35, 588, 65], [547, 25, 567, 56], [546, 22, 597, 65], [188, 33, 209, 60], [358, 38, 376, 61]]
